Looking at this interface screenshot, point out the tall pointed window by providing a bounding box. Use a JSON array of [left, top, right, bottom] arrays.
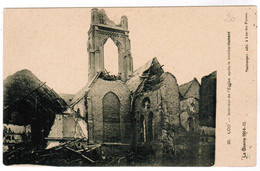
[[103, 92, 120, 142]]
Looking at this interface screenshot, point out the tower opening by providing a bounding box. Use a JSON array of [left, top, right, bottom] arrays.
[[104, 38, 118, 75], [88, 8, 132, 82]]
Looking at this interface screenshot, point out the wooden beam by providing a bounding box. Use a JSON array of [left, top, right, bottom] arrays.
[[65, 146, 95, 163]]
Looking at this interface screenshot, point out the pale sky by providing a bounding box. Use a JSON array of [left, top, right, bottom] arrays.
[[4, 8, 220, 94]]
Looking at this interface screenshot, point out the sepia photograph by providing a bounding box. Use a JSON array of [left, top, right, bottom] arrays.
[[2, 6, 256, 167]]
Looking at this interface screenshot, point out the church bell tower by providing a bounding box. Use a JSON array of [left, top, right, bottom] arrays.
[[87, 8, 133, 82]]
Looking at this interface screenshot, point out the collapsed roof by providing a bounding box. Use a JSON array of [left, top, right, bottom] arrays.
[[126, 57, 164, 93], [71, 57, 164, 107], [4, 69, 67, 125]]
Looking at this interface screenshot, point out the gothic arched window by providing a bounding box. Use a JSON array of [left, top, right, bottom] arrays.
[[103, 92, 120, 142]]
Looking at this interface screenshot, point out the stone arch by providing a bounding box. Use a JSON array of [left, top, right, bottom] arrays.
[[102, 91, 121, 142], [147, 112, 153, 142], [101, 36, 123, 50]]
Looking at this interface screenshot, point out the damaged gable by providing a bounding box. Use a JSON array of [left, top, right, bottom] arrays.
[[126, 57, 163, 93], [179, 78, 200, 99]]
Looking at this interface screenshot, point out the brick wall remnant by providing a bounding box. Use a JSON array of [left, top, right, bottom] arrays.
[[199, 71, 217, 127]]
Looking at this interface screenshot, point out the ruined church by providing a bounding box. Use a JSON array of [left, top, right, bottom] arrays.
[[47, 8, 207, 154]]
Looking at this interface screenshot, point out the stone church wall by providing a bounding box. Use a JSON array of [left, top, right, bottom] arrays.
[[134, 72, 180, 145], [87, 79, 131, 144]]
